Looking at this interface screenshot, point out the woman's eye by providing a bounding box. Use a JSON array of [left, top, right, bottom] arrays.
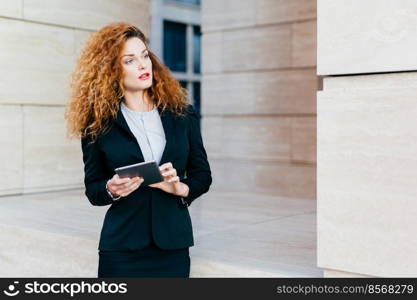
[[125, 59, 133, 64], [144, 54, 149, 58]]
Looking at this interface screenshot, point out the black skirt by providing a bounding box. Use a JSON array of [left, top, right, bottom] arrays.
[[98, 238, 190, 278]]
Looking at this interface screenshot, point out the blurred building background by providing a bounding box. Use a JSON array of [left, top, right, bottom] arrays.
[[0, 0, 149, 195], [0, 0, 320, 277], [202, 0, 317, 200]]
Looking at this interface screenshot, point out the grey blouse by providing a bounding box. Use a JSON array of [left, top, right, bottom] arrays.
[[121, 102, 166, 165]]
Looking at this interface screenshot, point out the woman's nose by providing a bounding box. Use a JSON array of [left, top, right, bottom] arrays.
[[137, 60, 146, 69]]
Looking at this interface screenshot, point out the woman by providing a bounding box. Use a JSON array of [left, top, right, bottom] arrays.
[[65, 22, 212, 278]]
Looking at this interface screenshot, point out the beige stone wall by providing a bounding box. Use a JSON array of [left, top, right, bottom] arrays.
[[317, 0, 417, 75], [0, 0, 149, 196], [202, 0, 317, 199], [317, 0, 417, 277]]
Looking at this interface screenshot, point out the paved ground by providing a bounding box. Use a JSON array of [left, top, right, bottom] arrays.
[[0, 188, 322, 277]]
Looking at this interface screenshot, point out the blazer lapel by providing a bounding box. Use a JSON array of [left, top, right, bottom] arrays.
[[113, 102, 176, 166], [114, 105, 145, 162]]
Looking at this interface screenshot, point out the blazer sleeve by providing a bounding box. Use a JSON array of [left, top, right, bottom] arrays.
[[81, 134, 114, 206], [180, 104, 212, 207]]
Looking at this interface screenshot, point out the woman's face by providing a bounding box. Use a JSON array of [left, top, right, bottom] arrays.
[[120, 37, 153, 92]]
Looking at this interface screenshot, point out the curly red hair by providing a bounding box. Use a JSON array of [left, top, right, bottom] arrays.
[[65, 22, 189, 143]]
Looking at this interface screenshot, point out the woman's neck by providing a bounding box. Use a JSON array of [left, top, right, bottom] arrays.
[[123, 90, 154, 112]]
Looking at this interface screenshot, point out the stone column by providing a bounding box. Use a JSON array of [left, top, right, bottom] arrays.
[[317, 0, 417, 277]]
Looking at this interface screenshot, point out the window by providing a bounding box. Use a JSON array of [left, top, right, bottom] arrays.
[[193, 25, 201, 74], [171, 0, 200, 6], [158, 4, 201, 121], [163, 20, 187, 72]]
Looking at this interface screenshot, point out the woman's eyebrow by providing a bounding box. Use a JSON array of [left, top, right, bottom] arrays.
[[122, 49, 148, 57]]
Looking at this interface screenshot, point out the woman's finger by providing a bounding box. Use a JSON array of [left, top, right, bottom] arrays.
[[116, 177, 137, 189], [125, 177, 141, 187], [159, 162, 173, 172], [159, 164, 168, 172], [162, 168, 176, 177], [113, 177, 142, 196], [119, 179, 143, 196], [125, 177, 142, 190], [167, 176, 179, 183], [114, 176, 131, 185]]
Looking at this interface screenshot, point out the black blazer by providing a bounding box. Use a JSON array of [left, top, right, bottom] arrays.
[[81, 103, 212, 251]]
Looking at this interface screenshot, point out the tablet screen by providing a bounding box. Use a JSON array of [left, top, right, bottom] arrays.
[[115, 160, 164, 186]]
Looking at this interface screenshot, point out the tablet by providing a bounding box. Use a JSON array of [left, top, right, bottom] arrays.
[[114, 160, 164, 186]]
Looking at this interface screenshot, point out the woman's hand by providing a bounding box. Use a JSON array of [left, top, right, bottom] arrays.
[[107, 174, 144, 197], [149, 162, 189, 197]]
